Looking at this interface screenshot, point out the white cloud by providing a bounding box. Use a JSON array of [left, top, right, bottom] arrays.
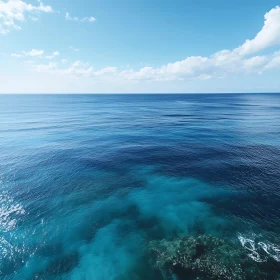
[[65, 12, 95, 22], [34, 62, 57, 72], [243, 56, 268, 70], [94, 67, 117, 76], [72, 61, 81, 67], [264, 53, 280, 70], [35, 60, 117, 79], [235, 6, 280, 55], [11, 49, 61, 59], [70, 46, 80, 52], [0, 0, 52, 34], [30, 50, 280, 83], [29, 6, 280, 83], [62, 61, 93, 76], [11, 49, 44, 57], [23, 59, 34, 64], [11, 53, 22, 57], [29, 15, 38, 21], [24, 49, 44, 56], [7, 5, 280, 90], [45, 51, 59, 59]]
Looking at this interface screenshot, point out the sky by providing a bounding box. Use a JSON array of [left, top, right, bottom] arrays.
[[0, 0, 280, 93]]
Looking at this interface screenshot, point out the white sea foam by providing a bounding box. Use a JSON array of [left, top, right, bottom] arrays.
[[0, 191, 25, 232], [238, 234, 280, 262], [0, 191, 26, 262], [0, 236, 13, 260], [258, 241, 280, 262]]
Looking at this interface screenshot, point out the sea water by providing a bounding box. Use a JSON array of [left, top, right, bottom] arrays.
[[0, 94, 279, 279]]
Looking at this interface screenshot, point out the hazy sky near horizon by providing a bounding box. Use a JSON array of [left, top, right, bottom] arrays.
[[1, 0, 280, 93]]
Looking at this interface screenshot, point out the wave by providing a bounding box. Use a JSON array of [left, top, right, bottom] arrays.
[[0, 191, 25, 232], [238, 234, 280, 262]]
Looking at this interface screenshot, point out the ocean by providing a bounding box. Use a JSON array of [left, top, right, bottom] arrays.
[[0, 94, 280, 279]]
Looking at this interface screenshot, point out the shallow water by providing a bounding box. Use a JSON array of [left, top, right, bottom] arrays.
[[0, 94, 280, 279]]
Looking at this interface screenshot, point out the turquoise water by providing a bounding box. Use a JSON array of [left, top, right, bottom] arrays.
[[0, 94, 280, 279]]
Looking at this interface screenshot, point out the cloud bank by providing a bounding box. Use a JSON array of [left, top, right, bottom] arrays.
[[0, 0, 52, 34], [21, 6, 280, 84], [7, 5, 280, 89]]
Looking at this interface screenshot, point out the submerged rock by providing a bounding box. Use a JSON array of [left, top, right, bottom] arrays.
[[148, 235, 280, 280]]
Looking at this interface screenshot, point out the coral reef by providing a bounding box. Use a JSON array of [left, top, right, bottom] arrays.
[[148, 235, 280, 280]]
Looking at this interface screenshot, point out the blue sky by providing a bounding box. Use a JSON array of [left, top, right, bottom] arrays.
[[1, 0, 280, 93]]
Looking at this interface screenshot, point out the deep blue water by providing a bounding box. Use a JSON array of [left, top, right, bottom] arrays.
[[0, 94, 280, 279]]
